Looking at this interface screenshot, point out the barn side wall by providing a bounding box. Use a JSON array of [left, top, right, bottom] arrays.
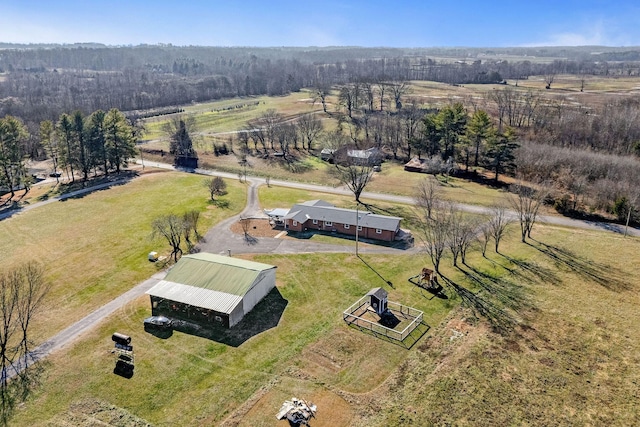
[[228, 302, 245, 328], [242, 269, 277, 316]]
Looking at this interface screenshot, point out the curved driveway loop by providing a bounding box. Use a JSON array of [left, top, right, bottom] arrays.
[[197, 178, 414, 256]]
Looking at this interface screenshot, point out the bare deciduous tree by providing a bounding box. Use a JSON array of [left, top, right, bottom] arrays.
[[479, 223, 493, 257], [545, 73, 555, 89], [0, 262, 49, 425], [296, 113, 323, 151], [312, 84, 330, 113], [415, 177, 443, 220], [182, 210, 201, 251], [488, 205, 513, 253], [331, 148, 380, 203], [389, 80, 410, 110], [509, 180, 548, 242], [151, 214, 184, 262], [239, 216, 252, 238], [417, 203, 450, 274]]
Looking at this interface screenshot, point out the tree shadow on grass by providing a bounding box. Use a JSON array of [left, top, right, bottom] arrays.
[[439, 274, 518, 335], [358, 255, 394, 288], [527, 239, 629, 292], [209, 199, 230, 209], [172, 287, 288, 347], [358, 201, 403, 219], [57, 173, 138, 201], [407, 276, 448, 300], [494, 254, 562, 286], [457, 265, 533, 313]]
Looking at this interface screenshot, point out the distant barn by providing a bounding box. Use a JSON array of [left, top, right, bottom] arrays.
[[145, 253, 277, 328]]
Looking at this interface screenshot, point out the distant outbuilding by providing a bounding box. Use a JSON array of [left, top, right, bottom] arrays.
[[145, 253, 277, 328]]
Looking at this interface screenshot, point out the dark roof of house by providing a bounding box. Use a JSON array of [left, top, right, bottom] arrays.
[[366, 287, 388, 300], [283, 200, 401, 231]]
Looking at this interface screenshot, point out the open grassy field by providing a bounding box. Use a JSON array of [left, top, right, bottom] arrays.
[[142, 89, 328, 143], [138, 76, 640, 214], [9, 216, 639, 426], [141, 73, 640, 148], [6, 76, 640, 425], [360, 226, 640, 426], [0, 170, 245, 343]]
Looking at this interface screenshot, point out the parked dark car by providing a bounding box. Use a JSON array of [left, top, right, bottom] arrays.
[[143, 315, 172, 329]]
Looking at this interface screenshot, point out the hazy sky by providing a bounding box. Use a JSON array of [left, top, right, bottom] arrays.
[[2, 0, 639, 47]]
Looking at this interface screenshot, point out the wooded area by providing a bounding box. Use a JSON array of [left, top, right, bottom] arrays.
[[1, 44, 640, 222]]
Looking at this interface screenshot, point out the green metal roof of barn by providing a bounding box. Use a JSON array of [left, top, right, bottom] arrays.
[[163, 253, 276, 296]]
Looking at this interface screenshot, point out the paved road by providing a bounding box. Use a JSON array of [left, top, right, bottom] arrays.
[[0, 176, 136, 221], [139, 160, 640, 238], [8, 160, 640, 375]]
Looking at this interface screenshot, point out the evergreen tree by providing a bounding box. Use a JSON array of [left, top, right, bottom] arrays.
[[86, 110, 107, 176], [435, 102, 467, 160], [39, 120, 59, 182], [466, 109, 495, 168], [57, 113, 75, 182], [0, 116, 29, 199], [72, 110, 91, 181], [104, 109, 137, 173], [484, 127, 519, 183]]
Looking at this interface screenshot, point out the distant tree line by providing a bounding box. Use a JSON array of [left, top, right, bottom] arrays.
[[4, 45, 638, 132]]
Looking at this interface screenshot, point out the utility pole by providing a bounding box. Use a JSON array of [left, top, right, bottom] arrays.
[[355, 203, 359, 257]]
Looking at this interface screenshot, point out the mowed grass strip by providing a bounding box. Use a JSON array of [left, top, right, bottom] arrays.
[[143, 90, 322, 142], [0, 171, 245, 343]]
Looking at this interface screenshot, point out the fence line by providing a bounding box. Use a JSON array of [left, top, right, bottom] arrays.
[[343, 298, 424, 342]]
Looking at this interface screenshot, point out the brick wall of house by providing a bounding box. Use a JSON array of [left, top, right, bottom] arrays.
[[286, 219, 396, 242]]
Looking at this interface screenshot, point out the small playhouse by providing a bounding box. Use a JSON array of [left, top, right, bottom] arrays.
[[366, 287, 388, 315]]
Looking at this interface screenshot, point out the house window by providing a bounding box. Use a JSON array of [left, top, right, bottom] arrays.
[[312, 219, 318, 224], [293, 220, 297, 226], [325, 221, 332, 226], [376, 228, 382, 234], [357, 225, 363, 231], [344, 224, 350, 229]]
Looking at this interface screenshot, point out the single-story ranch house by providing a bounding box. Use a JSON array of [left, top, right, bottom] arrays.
[[145, 253, 277, 328], [267, 200, 403, 242]]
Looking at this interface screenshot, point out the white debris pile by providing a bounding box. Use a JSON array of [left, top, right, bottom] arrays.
[[276, 397, 317, 425]]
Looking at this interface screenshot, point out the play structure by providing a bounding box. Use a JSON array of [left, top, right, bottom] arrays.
[[408, 267, 443, 294]]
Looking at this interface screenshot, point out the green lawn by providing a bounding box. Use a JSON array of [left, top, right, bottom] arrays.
[[12, 252, 454, 426], [0, 171, 245, 343], [7, 168, 640, 426], [8, 79, 640, 425]]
